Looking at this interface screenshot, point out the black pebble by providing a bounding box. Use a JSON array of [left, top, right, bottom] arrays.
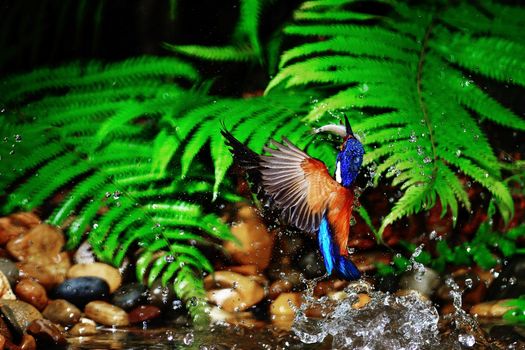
[[111, 282, 147, 311], [52, 277, 109, 308]]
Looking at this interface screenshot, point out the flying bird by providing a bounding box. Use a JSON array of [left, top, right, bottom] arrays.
[[221, 116, 364, 280]]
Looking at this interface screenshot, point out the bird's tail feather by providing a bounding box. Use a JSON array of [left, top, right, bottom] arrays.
[[318, 218, 361, 280]]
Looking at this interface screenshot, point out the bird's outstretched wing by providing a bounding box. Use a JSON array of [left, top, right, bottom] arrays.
[[222, 128, 353, 245]]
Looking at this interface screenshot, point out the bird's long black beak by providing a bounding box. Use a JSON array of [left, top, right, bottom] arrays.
[[344, 114, 354, 137]]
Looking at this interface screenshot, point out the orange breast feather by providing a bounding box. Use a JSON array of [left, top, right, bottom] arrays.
[[327, 187, 354, 256]]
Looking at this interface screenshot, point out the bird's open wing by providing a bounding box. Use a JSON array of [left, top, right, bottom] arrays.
[[260, 138, 346, 234]]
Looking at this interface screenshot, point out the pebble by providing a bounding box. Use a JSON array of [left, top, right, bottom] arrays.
[[42, 299, 81, 326], [270, 293, 302, 331], [0, 258, 19, 287], [67, 262, 122, 294], [223, 205, 273, 271], [469, 299, 515, 317], [205, 271, 265, 312], [6, 224, 64, 262], [0, 334, 4, 349], [17, 252, 70, 290], [0, 315, 12, 340], [73, 241, 96, 264], [19, 333, 37, 350], [0, 271, 16, 300], [84, 301, 129, 327], [69, 323, 98, 336], [0, 212, 40, 246], [111, 282, 147, 311], [53, 277, 109, 308], [224, 265, 258, 276], [0, 300, 43, 335], [269, 280, 293, 299], [128, 305, 162, 324], [26, 319, 67, 347], [15, 279, 48, 310]]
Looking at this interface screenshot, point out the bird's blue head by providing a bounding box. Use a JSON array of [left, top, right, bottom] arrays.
[[336, 135, 364, 187], [315, 115, 364, 188]]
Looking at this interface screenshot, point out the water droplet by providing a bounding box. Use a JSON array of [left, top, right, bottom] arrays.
[[423, 157, 432, 163], [458, 334, 475, 347], [14, 134, 22, 142], [409, 131, 417, 143], [113, 191, 121, 200], [456, 149, 461, 157], [165, 255, 174, 263]]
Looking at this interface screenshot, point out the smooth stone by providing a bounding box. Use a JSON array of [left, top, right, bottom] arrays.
[[128, 305, 162, 324], [15, 279, 48, 310], [17, 252, 70, 290], [42, 299, 81, 326], [26, 319, 67, 347], [223, 205, 273, 271], [270, 292, 302, 318], [0, 334, 4, 349], [0, 314, 12, 340], [19, 333, 37, 350], [84, 301, 129, 327], [53, 277, 109, 308], [0, 300, 43, 335], [469, 299, 515, 318], [314, 279, 348, 297], [111, 282, 147, 311], [147, 279, 176, 309], [269, 280, 293, 299], [73, 241, 96, 264], [67, 262, 122, 294], [224, 265, 258, 276], [6, 224, 64, 262], [0, 271, 16, 300], [0, 212, 40, 246], [0, 258, 19, 287], [68, 323, 97, 336], [205, 271, 265, 313]]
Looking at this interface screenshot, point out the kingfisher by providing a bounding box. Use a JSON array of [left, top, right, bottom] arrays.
[[221, 116, 364, 280]]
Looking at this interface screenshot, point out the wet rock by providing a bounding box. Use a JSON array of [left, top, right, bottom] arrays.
[[489, 325, 525, 343], [111, 282, 147, 311], [19, 333, 37, 350], [53, 277, 109, 308], [147, 279, 175, 309], [67, 262, 122, 294], [314, 279, 348, 297], [205, 271, 265, 313], [0, 315, 12, 340], [128, 305, 162, 324], [487, 256, 525, 300], [73, 241, 96, 264], [269, 280, 293, 299], [15, 279, 48, 310], [0, 271, 16, 300], [223, 205, 273, 271], [42, 299, 81, 326], [0, 258, 19, 287], [0, 334, 4, 349], [84, 301, 129, 327], [26, 319, 67, 348], [17, 252, 70, 290], [68, 322, 97, 336], [399, 267, 440, 297], [470, 299, 515, 317], [0, 212, 40, 246], [224, 265, 258, 276], [352, 251, 392, 272], [270, 293, 302, 330], [0, 300, 43, 335], [6, 224, 64, 262]]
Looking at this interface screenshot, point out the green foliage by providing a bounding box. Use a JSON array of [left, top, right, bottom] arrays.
[[0, 55, 333, 322], [268, 0, 525, 235], [377, 202, 525, 276], [503, 296, 525, 326]]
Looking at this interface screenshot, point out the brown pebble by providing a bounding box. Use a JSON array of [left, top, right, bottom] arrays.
[[26, 319, 67, 347], [128, 305, 162, 324], [42, 299, 81, 327], [67, 263, 122, 294], [84, 301, 129, 327], [15, 279, 48, 311], [19, 334, 36, 350], [270, 293, 302, 318], [205, 271, 265, 313], [353, 293, 371, 309], [68, 323, 97, 337], [16, 254, 70, 291], [6, 224, 64, 262], [0, 315, 12, 341], [0, 334, 5, 349], [269, 280, 293, 299]]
